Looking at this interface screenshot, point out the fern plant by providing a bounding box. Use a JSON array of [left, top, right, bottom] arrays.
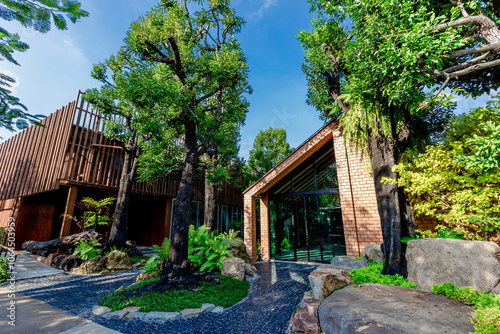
[[142, 238, 170, 273], [217, 229, 242, 241], [73, 239, 102, 261], [188, 225, 233, 272], [62, 196, 116, 232]]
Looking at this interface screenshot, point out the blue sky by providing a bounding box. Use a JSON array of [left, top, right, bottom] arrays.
[[0, 0, 494, 159]]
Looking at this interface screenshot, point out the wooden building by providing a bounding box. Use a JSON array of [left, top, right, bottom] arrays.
[[0, 91, 243, 249]]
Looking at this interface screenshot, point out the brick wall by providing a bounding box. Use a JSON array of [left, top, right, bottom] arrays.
[[415, 214, 438, 232], [333, 132, 383, 258], [243, 194, 256, 261]]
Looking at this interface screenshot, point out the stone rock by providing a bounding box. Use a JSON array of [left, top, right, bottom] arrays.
[[245, 263, 253, 276], [224, 240, 251, 263], [72, 268, 84, 274], [80, 256, 107, 274], [406, 239, 500, 293], [301, 299, 321, 317], [201, 303, 216, 312], [221, 257, 246, 281], [319, 283, 474, 334], [288, 308, 321, 334], [92, 306, 111, 316], [330, 256, 366, 269], [115, 286, 127, 292], [308, 265, 353, 301], [363, 244, 384, 265], [132, 262, 143, 269], [105, 310, 129, 319], [144, 312, 181, 323], [212, 306, 224, 313], [136, 271, 160, 283], [106, 250, 133, 270], [99, 269, 111, 275], [51, 255, 83, 272], [181, 308, 202, 318], [124, 312, 146, 321], [123, 306, 141, 312]]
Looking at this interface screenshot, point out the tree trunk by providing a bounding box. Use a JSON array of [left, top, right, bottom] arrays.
[[107, 138, 139, 249], [22, 230, 103, 257], [168, 121, 199, 266], [368, 135, 417, 276], [203, 177, 218, 233]]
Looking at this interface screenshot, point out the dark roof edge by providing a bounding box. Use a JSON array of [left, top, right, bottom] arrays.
[[243, 119, 336, 195]]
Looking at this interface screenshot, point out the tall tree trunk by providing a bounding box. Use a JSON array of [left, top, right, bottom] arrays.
[[368, 135, 417, 276], [168, 121, 199, 266], [107, 139, 139, 249], [203, 177, 218, 233]]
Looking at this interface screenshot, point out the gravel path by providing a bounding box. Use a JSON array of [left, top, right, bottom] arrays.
[[15, 261, 319, 334]]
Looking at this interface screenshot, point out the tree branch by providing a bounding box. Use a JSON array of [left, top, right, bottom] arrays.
[[446, 41, 500, 58]]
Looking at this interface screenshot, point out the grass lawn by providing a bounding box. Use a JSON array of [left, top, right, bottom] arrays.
[[98, 275, 250, 312]]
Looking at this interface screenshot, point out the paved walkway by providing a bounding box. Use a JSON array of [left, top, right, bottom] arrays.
[[0, 254, 120, 334], [2, 254, 319, 334]]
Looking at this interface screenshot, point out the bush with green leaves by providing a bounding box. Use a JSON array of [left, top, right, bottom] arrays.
[[0, 226, 7, 245], [217, 229, 242, 242], [142, 238, 170, 273], [0, 258, 10, 283], [432, 282, 500, 334], [393, 100, 500, 241], [104, 245, 127, 257], [62, 197, 116, 232], [72, 239, 102, 261], [188, 225, 233, 272], [349, 262, 417, 289]]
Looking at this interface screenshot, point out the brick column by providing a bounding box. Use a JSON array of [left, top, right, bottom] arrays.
[[260, 193, 271, 261], [243, 194, 257, 262]]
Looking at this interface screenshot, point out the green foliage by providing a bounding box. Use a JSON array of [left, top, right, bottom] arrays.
[[217, 229, 242, 242], [400, 234, 422, 244], [432, 282, 500, 333], [142, 238, 171, 273], [188, 225, 233, 272], [72, 239, 102, 261], [98, 275, 249, 312], [63, 197, 116, 232], [0, 226, 7, 245], [0, 0, 88, 133], [245, 127, 294, 185], [394, 100, 500, 241], [129, 256, 148, 264], [104, 245, 127, 257], [349, 262, 417, 289], [0, 258, 10, 283]]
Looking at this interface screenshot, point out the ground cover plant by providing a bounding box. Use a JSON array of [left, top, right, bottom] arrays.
[[432, 282, 500, 334], [349, 262, 417, 289], [188, 225, 233, 272], [98, 275, 249, 312], [72, 239, 102, 261], [0, 258, 10, 282]]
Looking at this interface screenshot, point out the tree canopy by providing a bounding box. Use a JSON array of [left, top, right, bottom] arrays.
[[0, 0, 88, 133], [299, 0, 500, 275], [245, 127, 293, 185]]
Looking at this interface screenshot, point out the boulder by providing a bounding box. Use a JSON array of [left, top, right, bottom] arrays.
[[363, 244, 384, 265], [330, 256, 366, 269], [51, 255, 82, 272], [224, 240, 251, 263], [244, 263, 253, 276], [318, 283, 474, 334], [106, 250, 133, 270], [136, 271, 160, 283], [221, 257, 246, 280], [308, 265, 353, 301], [406, 239, 500, 293], [288, 298, 322, 334], [80, 256, 107, 274]]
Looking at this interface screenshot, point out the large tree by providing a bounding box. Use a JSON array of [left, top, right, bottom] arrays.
[[299, 0, 500, 275], [0, 0, 88, 133], [127, 0, 250, 270], [245, 127, 293, 185]]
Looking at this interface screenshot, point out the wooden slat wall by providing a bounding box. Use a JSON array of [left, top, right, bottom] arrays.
[[0, 98, 76, 201], [0, 91, 242, 206]]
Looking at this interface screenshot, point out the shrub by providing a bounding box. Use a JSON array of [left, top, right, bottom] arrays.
[[62, 196, 116, 232], [188, 225, 233, 272], [142, 238, 170, 273], [432, 282, 500, 333], [72, 239, 102, 261], [0, 226, 7, 245], [217, 229, 242, 241], [349, 262, 417, 289], [104, 245, 128, 257], [0, 258, 10, 282]]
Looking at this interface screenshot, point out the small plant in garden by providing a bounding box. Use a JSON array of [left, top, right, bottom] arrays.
[[142, 238, 170, 273], [217, 229, 242, 241], [188, 225, 233, 272], [432, 282, 500, 334], [104, 245, 127, 257], [0, 226, 7, 245], [400, 234, 422, 244], [62, 197, 116, 232], [349, 262, 417, 289], [0, 258, 10, 283], [72, 239, 102, 261]]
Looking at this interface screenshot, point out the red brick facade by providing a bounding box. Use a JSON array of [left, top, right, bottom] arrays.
[[243, 121, 383, 261]]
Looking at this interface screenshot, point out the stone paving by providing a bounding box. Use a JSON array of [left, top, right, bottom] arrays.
[[13, 261, 319, 334]]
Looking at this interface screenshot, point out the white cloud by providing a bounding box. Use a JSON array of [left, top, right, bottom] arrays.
[[250, 0, 278, 18]]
